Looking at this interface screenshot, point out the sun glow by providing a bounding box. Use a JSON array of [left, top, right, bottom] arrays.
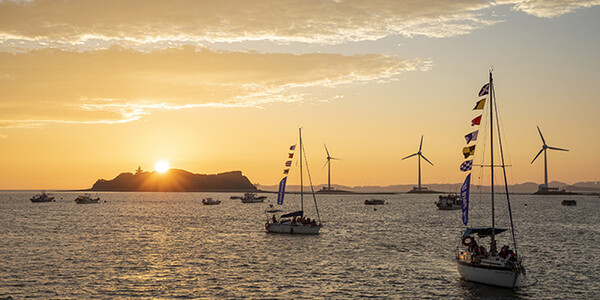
[[155, 160, 170, 173]]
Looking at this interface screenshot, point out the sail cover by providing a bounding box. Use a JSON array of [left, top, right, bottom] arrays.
[[460, 174, 470, 225], [280, 210, 303, 218], [462, 227, 507, 238], [277, 177, 287, 205]]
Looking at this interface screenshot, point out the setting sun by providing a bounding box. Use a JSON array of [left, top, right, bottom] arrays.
[[154, 160, 170, 173]]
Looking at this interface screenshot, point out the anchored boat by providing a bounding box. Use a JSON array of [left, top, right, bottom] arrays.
[[265, 128, 322, 235], [435, 194, 462, 210], [30, 191, 55, 203], [455, 71, 525, 289], [75, 194, 100, 204]]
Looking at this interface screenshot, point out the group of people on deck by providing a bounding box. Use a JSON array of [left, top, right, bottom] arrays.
[[270, 215, 318, 226], [292, 216, 317, 226], [466, 238, 517, 262]]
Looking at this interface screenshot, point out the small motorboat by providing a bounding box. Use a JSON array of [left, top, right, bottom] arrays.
[[202, 197, 221, 205], [75, 194, 100, 204], [364, 199, 385, 205], [561, 200, 577, 206], [241, 192, 266, 203], [435, 194, 462, 210], [30, 191, 55, 203]]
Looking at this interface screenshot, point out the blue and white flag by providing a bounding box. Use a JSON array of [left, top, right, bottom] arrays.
[[277, 177, 287, 205], [465, 130, 479, 144], [461, 174, 471, 225], [460, 160, 473, 172], [478, 83, 490, 97]]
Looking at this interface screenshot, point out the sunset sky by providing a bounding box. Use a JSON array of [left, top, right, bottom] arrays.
[[1, 0, 599, 189]]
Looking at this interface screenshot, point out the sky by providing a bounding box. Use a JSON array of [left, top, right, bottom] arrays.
[[0, 0, 599, 189]]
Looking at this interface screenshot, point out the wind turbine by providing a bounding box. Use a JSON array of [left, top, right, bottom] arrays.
[[402, 135, 434, 192], [323, 144, 340, 191], [531, 126, 568, 190]]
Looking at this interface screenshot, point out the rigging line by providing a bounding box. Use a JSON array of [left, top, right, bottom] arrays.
[[489, 83, 516, 187], [301, 140, 321, 224], [493, 82, 519, 257]]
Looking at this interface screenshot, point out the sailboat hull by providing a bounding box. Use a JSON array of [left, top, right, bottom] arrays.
[[457, 261, 519, 288], [266, 222, 321, 235]]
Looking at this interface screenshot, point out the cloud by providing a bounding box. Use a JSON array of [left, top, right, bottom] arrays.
[[0, 0, 497, 50], [0, 46, 427, 127], [1, 0, 597, 52], [495, 0, 600, 18]]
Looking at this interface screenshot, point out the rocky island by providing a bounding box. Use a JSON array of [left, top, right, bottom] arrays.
[[90, 168, 257, 192]]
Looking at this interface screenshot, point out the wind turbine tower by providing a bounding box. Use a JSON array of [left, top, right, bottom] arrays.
[[402, 135, 435, 193], [531, 126, 569, 194], [323, 144, 340, 191]]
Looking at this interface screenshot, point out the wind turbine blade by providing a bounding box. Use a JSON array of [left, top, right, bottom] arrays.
[[547, 146, 569, 151], [402, 153, 418, 160], [531, 148, 544, 164], [321, 160, 329, 170], [537, 126, 546, 145], [324, 143, 330, 157], [421, 154, 434, 166], [330, 157, 341, 160], [419, 135, 423, 151]]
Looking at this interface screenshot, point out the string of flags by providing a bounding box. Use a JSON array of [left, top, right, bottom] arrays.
[[460, 81, 489, 225], [277, 144, 296, 205]]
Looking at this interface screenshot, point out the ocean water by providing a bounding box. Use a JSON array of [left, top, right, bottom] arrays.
[[0, 192, 598, 299]]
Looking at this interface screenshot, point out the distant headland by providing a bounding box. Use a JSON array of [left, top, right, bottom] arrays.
[[89, 168, 257, 192]]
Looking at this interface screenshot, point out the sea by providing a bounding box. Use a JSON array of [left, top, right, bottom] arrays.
[[1, 192, 598, 299]]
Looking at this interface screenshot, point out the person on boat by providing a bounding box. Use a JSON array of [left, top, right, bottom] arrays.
[[467, 239, 478, 252], [272, 215, 277, 224], [477, 245, 488, 258], [310, 219, 317, 226]]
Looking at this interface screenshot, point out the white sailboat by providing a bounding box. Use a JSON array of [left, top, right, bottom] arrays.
[[456, 71, 525, 288], [265, 128, 322, 235]]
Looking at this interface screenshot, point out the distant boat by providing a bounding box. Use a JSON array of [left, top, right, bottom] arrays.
[[561, 200, 577, 206], [75, 194, 100, 204], [456, 71, 525, 289], [265, 128, 322, 235], [240, 192, 266, 203], [364, 199, 385, 205], [30, 191, 54, 203], [435, 194, 462, 210], [202, 197, 221, 205]]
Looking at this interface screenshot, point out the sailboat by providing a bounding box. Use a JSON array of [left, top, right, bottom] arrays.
[[265, 128, 322, 234], [456, 71, 525, 288]]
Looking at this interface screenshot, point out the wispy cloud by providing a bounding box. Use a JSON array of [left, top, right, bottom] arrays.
[[0, 0, 496, 51], [1, 1, 596, 52], [0, 46, 427, 127], [495, 0, 600, 18]]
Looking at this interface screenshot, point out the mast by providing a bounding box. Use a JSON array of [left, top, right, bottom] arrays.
[[299, 128, 304, 213], [489, 71, 496, 252]]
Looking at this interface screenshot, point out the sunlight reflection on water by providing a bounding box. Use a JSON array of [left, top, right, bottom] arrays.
[[0, 192, 598, 298]]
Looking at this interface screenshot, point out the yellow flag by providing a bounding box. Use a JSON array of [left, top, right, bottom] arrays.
[[462, 145, 476, 158], [473, 98, 486, 110]]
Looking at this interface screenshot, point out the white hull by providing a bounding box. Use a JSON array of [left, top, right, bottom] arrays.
[[456, 261, 519, 288], [266, 222, 321, 235]]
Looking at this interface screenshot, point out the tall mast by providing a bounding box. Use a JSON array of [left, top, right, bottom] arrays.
[[299, 128, 304, 213], [489, 71, 496, 252]]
